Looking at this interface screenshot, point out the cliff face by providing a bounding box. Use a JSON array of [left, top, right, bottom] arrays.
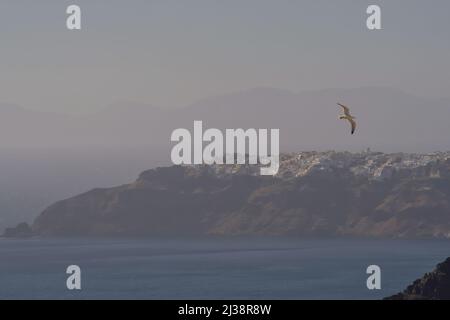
[[32, 166, 270, 236], [386, 258, 450, 300], [20, 152, 450, 237]]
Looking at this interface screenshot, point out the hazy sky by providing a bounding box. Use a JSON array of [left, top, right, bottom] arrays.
[[0, 0, 449, 113]]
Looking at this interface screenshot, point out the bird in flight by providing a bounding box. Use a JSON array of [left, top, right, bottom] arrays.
[[337, 103, 356, 135]]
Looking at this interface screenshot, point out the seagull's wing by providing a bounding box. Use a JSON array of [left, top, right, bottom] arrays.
[[337, 103, 351, 117], [348, 118, 357, 135]]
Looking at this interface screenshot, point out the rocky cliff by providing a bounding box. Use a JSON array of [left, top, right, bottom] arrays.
[[6, 151, 450, 238]]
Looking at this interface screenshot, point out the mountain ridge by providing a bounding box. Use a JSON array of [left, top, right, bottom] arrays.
[[1, 87, 450, 151]]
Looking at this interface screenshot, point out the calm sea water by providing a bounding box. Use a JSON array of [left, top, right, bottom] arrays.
[[0, 238, 448, 300]]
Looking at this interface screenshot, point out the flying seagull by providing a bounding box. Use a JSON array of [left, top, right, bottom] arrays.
[[337, 103, 356, 135]]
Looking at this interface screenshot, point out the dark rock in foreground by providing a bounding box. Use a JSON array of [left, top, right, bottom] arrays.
[[386, 258, 450, 300]]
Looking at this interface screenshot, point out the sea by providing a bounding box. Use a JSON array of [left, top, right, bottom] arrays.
[[0, 237, 448, 300]]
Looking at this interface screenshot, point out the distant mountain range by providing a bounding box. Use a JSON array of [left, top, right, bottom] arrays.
[[5, 151, 450, 238], [1, 87, 450, 152]]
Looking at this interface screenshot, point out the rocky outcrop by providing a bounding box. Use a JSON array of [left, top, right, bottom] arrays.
[[386, 258, 450, 300], [9, 152, 450, 237], [2, 222, 34, 238]]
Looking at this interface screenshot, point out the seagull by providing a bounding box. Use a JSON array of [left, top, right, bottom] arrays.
[[337, 103, 356, 135]]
